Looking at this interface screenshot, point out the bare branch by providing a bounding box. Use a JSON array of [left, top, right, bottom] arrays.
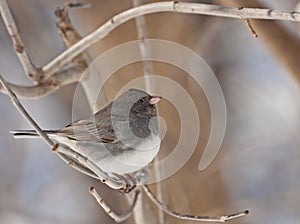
[[55, 2, 87, 54], [245, 19, 258, 38], [0, 64, 84, 99], [41, 1, 300, 81], [0, 0, 39, 79], [142, 185, 249, 222], [89, 187, 140, 223]]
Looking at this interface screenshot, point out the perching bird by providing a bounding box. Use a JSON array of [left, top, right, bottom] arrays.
[[11, 88, 162, 176]]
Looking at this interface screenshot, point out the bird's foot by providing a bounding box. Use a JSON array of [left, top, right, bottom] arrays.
[[112, 173, 137, 193]]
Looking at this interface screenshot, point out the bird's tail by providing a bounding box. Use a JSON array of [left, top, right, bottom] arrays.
[[10, 130, 56, 138]]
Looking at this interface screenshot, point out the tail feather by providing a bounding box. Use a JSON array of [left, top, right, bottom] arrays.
[[10, 130, 55, 138]]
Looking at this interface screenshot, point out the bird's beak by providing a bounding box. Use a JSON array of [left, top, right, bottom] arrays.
[[149, 96, 162, 105]]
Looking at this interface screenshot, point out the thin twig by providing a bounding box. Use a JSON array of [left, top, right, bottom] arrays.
[[245, 19, 258, 37], [89, 187, 140, 223], [41, 1, 300, 80], [142, 185, 249, 222], [0, 0, 39, 79]]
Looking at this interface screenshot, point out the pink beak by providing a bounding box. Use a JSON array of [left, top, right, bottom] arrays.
[[149, 96, 162, 105]]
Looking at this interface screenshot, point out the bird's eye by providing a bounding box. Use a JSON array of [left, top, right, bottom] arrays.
[[138, 99, 145, 104]]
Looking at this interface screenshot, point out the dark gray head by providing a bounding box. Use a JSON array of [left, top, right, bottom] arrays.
[[113, 88, 162, 119], [112, 88, 162, 139]]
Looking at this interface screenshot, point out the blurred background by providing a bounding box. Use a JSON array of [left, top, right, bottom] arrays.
[[1, 0, 300, 223]]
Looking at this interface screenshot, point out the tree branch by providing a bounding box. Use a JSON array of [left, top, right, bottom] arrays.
[[0, 64, 84, 99], [0, 0, 39, 79], [41, 1, 300, 81]]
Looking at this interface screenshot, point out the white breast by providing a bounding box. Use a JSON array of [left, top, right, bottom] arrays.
[[50, 133, 161, 175], [95, 134, 161, 175]]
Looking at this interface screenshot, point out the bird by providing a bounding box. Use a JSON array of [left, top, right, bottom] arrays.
[[11, 88, 162, 176]]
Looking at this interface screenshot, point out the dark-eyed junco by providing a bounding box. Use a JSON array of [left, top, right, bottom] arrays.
[[11, 89, 162, 176]]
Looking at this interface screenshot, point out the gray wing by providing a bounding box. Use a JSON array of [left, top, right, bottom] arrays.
[[59, 104, 116, 143]]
